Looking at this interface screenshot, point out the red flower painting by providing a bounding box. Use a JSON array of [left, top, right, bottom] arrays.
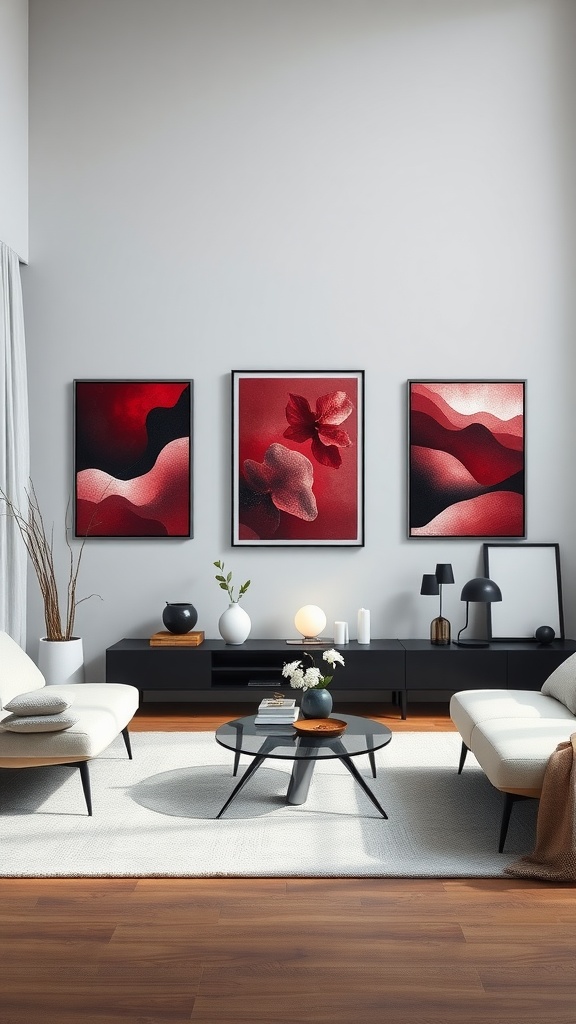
[[408, 380, 525, 538], [232, 372, 364, 546], [283, 391, 353, 469]]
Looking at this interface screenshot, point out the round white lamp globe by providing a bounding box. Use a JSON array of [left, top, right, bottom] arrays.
[[294, 604, 327, 640]]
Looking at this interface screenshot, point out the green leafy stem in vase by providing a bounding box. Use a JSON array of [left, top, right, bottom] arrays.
[[213, 560, 251, 603], [282, 649, 345, 690]]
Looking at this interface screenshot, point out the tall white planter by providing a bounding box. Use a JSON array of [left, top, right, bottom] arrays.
[[38, 637, 85, 685], [218, 603, 251, 645]]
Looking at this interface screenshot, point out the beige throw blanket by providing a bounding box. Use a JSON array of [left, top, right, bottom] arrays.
[[505, 734, 576, 882]]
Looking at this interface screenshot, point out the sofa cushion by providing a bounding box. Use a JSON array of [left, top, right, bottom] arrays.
[[541, 652, 576, 713], [0, 631, 45, 709], [0, 683, 139, 760], [471, 717, 576, 792], [4, 690, 73, 716], [0, 711, 79, 733], [450, 688, 575, 748]]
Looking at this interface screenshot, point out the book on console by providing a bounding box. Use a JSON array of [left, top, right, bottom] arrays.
[[149, 631, 205, 646]]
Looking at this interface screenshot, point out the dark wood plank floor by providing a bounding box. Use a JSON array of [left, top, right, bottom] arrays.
[[2, 703, 575, 1024]]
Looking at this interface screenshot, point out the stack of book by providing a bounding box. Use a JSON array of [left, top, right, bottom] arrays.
[[254, 696, 299, 725], [149, 631, 205, 646]]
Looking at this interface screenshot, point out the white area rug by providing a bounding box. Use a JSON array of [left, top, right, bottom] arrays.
[[0, 731, 538, 877]]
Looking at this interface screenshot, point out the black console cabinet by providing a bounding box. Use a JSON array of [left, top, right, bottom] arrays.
[[400, 639, 576, 697], [106, 638, 405, 706], [106, 637, 576, 718]]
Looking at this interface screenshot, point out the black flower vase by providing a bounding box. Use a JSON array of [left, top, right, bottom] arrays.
[[162, 602, 198, 634], [300, 688, 333, 719]]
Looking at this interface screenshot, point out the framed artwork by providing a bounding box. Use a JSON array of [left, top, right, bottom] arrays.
[[74, 380, 193, 538], [232, 370, 364, 546], [408, 380, 526, 538], [483, 543, 564, 641]]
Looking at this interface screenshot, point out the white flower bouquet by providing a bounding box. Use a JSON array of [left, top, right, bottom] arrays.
[[282, 649, 345, 691]]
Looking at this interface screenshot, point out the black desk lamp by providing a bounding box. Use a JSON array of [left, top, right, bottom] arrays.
[[420, 563, 455, 645], [454, 577, 502, 647]]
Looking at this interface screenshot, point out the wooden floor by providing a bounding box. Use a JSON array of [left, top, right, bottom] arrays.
[[2, 703, 575, 1024]]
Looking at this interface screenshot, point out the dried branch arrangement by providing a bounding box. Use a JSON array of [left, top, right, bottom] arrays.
[[0, 482, 99, 641]]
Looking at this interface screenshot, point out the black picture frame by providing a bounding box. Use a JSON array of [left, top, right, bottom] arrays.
[[483, 542, 564, 641], [408, 379, 526, 538], [231, 370, 364, 546], [74, 379, 193, 538]]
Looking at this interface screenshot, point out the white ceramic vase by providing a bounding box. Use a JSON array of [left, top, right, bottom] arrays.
[[38, 637, 85, 685], [218, 603, 251, 645]]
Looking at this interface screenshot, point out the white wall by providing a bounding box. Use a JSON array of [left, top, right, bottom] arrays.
[[0, 0, 28, 260], [23, 0, 576, 679]]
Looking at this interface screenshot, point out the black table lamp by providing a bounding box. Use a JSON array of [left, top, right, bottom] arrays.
[[454, 577, 502, 647], [420, 563, 455, 645]]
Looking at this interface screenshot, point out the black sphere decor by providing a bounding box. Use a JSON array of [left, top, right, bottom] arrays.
[[534, 625, 555, 645], [162, 602, 198, 634]]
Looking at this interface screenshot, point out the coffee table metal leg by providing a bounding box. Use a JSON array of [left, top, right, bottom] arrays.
[[231, 723, 244, 776], [286, 756, 317, 805], [338, 754, 388, 818], [368, 748, 377, 779], [216, 753, 267, 819]]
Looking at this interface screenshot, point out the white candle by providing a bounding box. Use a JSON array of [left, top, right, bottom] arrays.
[[334, 621, 348, 645], [357, 608, 370, 644]]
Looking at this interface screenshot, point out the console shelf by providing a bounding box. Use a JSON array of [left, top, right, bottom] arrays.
[[105, 637, 576, 718], [106, 638, 406, 710]]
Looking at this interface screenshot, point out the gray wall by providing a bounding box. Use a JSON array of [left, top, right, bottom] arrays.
[[22, 0, 576, 679], [0, 0, 28, 260]]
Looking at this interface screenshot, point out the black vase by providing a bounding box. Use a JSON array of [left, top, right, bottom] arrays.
[[535, 625, 555, 645], [162, 602, 198, 634], [300, 688, 333, 719]]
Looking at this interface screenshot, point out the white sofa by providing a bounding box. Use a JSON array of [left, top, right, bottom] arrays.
[[0, 630, 139, 814], [450, 652, 576, 851]]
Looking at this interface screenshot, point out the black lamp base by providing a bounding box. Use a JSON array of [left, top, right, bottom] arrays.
[[453, 639, 489, 648]]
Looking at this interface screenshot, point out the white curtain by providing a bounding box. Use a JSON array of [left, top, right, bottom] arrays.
[[0, 241, 29, 646]]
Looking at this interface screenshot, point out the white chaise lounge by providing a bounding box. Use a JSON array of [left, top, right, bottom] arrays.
[[0, 630, 139, 814], [450, 652, 576, 851]]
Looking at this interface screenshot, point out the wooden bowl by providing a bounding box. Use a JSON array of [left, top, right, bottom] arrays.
[[293, 718, 348, 736]]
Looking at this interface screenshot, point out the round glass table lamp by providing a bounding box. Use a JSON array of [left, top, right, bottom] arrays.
[[292, 604, 327, 643]]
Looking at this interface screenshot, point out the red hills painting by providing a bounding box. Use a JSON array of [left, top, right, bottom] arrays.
[[74, 380, 192, 537], [408, 380, 525, 538]]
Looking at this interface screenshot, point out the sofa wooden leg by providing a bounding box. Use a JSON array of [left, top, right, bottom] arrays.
[[77, 761, 92, 816], [121, 727, 133, 760], [457, 741, 469, 774]]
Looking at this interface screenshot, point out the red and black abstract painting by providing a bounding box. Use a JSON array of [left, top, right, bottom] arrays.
[[409, 380, 525, 538], [74, 380, 192, 537], [232, 371, 364, 546]]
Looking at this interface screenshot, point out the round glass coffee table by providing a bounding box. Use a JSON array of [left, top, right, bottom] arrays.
[[215, 713, 392, 819]]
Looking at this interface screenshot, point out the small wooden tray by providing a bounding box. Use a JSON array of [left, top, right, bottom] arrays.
[[293, 718, 347, 736]]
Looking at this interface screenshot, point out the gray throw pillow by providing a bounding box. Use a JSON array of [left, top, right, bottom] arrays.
[[541, 652, 576, 714], [0, 712, 79, 733], [3, 690, 73, 716]]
